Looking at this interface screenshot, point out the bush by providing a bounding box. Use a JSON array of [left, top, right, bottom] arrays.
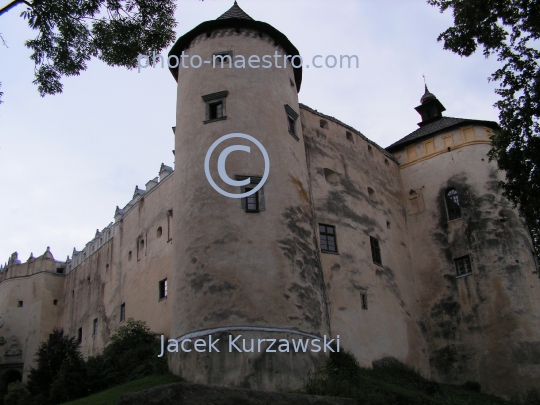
[[4, 382, 32, 405], [100, 318, 167, 384], [26, 328, 87, 405]]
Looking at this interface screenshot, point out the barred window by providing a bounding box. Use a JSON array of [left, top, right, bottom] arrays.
[[319, 224, 338, 253], [245, 188, 259, 212], [370, 237, 382, 266], [446, 188, 461, 221], [454, 255, 472, 277]]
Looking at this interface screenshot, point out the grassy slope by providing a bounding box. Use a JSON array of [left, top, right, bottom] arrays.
[[60, 367, 507, 405], [60, 374, 183, 405]]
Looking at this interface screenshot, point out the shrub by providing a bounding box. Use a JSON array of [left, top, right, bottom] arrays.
[[100, 319, 167, 384], [4, 382, 32, 405]]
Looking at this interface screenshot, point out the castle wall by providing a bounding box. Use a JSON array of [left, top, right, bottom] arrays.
[[393, 126, 540, 396], [61, 172, 175, 358], [0, 256, 65, 380], [299, 106, 430, 374]]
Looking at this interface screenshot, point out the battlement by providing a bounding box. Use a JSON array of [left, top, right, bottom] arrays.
[[67, 162, 174, 274]]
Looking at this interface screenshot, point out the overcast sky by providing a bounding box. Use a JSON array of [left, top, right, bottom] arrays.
[[0, 0, 502, 263]]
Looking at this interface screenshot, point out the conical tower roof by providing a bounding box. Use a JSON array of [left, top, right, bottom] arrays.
[[217, 1, 253, 20]]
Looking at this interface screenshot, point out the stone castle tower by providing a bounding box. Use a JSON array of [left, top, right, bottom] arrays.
[[0, 2, 539, 397]]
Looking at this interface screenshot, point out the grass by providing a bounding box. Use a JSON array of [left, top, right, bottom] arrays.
[[60, 374, 183, 405], [300, 349, 508, 405]]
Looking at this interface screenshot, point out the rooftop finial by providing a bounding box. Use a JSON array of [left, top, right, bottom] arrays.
[[423, 74, 428, 92]]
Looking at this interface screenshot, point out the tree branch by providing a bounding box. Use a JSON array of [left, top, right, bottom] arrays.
[[0, 0, 32, 17]]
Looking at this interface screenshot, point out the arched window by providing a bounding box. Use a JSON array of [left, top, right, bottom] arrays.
[[445, 188, 461, 220]]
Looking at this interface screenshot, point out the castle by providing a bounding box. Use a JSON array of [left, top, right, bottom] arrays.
[[1, 2, 539, 397]]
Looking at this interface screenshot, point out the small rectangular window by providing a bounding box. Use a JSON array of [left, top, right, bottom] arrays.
[[78, 327, 82, 343], [53, 299, 58, 306], [361, 293, 368, 310], [455, 255, 472, 277], [17, 301, 23, 307], [93, 318, 98, 336], [319, 224, 338, 253], [284, 104, 299, 140], [202, 90, 228, 123], [370, 237, 382, 266], [245, 188, 259, 212], [56, 268, 64, 274], [159, 279, 168, 300], [120, 303, 125, 323]]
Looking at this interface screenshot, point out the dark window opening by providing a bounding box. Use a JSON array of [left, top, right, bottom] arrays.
[[446, 188, 461, 221], [77, 327, 82, 343], [370, 237, 382, 266], [245, 188, 259, 212], [209, 101, 223, 120], [159, 279, 168, 301], [56, 268, 64, 274], [367, 187, 375, 200], [93, 318, 98, 336], [128, 251, 132, 261], [319, 224, 338, 253], [361, 293, 368, 310], [346, 131, 353, 142], [17, 301, 23, 307], [157, 227, 163, 238], [53, 299, 58, 306], [120, 303, 125, 323], [288, 116, 296, 137], [455, 255, 472, 277], [386, 220, 391, 229], [320, 119, 329, 129], [105, 264, 109, 271]]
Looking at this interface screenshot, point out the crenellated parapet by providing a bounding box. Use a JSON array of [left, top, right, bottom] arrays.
[[68, 163, 174, 273]]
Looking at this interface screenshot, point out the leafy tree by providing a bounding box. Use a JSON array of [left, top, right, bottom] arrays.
[[26, 328, 87, 404], [427, 0, 540, 266], [0, 0, 177, 97]]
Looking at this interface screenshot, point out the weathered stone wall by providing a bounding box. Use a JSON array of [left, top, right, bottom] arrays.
[[61, 171, 175, 358], [394, 126, 540, 396], [0, 254, 65, 380], [169, 28, 329, 390], [299, 106, 430, 375]]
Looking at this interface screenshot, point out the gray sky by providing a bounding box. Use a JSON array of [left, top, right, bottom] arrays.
[[0, 0, 501, 263]]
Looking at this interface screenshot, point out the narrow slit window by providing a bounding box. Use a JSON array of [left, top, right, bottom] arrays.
[[78, 327, 82, 343], [319, 224, 338, 253], [446, 188, 461, 221], [370, 237, 382, 266], [361, 293, 368, 310], [120, 303, 126, 323], [159, 278, 168, 300], [93, 318, 98, 336]]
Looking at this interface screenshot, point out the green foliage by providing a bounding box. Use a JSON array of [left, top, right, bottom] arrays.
[[60, 374, 183, 405], [301, 348, 505, 405], [26, 328, 87, 405], [100, 318, 168, 384], [0, 0, 176, 97], [427, 0, 540, 267], [4, 382, 32, 405]]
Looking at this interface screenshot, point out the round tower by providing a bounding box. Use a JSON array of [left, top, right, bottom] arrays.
[[168, 3, 330, 389]]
